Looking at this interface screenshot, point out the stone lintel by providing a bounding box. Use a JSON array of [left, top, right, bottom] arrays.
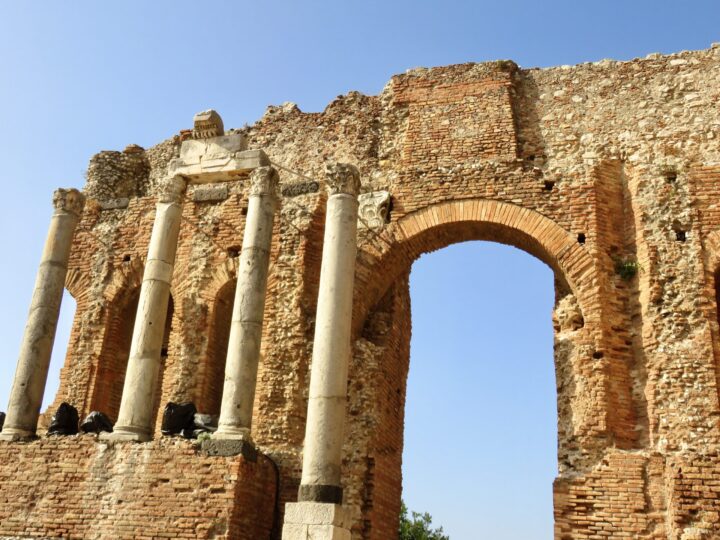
[[201, 438, 258, 462], [169, 140, 270, 184]]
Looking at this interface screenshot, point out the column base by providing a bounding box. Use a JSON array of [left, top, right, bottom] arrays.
[[0, 427, 36, 441], [212, 426, 252, 442], [282, 502, 351, 540], [100, 426, 151, 442]]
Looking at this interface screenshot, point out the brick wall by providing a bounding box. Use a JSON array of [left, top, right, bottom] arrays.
[[0, 437, 277, 539]]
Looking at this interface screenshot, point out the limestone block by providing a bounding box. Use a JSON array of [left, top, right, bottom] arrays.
[[307, 525, 351, 540], [282, 503, 351, 540], [192, 183, 228, 203], [281, 523, 351, 540], [284, 502, 350, 528], [168, 133, 270, 183], [282, 523, 308, 540]]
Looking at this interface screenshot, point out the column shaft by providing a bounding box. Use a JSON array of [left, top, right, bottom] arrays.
[[1, 189, 85, 440], [298, 163, 360, 504], [216, 167, 279, 440], [108, 177, 186, 441]]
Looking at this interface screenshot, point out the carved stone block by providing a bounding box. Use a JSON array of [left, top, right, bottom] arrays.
[[358, 191, 390, 229], [192, 109, 224, 139]]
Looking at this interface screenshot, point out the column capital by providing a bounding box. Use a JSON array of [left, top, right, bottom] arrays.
[[52, 188, 86, 217], [159, 175, 188, 204], [324, 163, 360, 197], [249, 166, 280, 198]]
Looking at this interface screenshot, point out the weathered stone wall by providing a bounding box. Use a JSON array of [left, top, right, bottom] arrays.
[[0, 437, 277, 539], [1, 45, 720, 539]]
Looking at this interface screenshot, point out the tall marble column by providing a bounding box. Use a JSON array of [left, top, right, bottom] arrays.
[[107, 175, 187, 442], [283, 163, 360, 540], [1, 188, 85, 441], [300, 163, 361, 501], [215, 166, 279, 441]]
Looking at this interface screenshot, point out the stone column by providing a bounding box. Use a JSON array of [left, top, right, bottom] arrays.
[[106, 175, 187, 442], [214, 166, 279, 442], [1, 188, 85, 441], [282, 163, 360, 540]]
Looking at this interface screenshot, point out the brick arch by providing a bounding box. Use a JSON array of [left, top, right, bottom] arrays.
[[197, 257, 239, 305], [347, 198, 611, 540], [103, 257, 145, 305], [64, 268, 91, 303], [353, 198, 599, 341]]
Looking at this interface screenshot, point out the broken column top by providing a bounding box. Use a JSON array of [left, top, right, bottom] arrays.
[[193, 109, 224, 139]]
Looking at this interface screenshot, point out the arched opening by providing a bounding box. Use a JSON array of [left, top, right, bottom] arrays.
[[403, 241, 556, 538], [92, 289, 174, 424], [342, 199, 627, 539], [43, 289, 78, 410], [201, 279, 236, 416]]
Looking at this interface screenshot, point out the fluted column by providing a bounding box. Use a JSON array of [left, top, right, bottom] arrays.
[[106, 175, 187, 442], [298, 163, 361, 504], [1, 188, 85, 441], [215, 166, 279, 441]]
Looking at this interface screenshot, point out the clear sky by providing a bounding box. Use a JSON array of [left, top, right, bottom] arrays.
[[0, 1, 717, 538]]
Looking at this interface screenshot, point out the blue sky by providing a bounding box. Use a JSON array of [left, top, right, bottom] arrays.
[[0, 1, 717, 538]]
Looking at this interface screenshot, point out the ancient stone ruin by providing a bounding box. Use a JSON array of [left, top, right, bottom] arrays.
[[1, 45, 720, 539]]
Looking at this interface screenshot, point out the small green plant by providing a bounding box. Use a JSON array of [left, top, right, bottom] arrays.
[[614, 258, 640, 281], [399, 500, 449, 540], [196, 432, 212, 444]]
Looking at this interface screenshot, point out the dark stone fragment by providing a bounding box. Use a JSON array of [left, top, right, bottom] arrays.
[[201, 439, 258, 462], [48, 403, 79, 436], [281, 181, 319, 198], [0, 411, 5, 432], [161, 402, 197, 436], [298, 484, 343, 504], [80, 411, 114, 434]]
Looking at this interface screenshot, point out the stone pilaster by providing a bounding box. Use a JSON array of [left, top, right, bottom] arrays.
[[215, 166, 280, 442], [104, 175, 187, 442], [1, 188, 85, 440]]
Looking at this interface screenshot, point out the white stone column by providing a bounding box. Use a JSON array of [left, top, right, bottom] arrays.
[[282, 163, 360, 540], [1, 188, 85, 441], [215, 166, 279, 441], [106, 175, 187, 442]]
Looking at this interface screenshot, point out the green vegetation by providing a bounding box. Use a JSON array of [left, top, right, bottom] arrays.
[[399, 501, 449, 540], [614, 257, 640, 281]]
